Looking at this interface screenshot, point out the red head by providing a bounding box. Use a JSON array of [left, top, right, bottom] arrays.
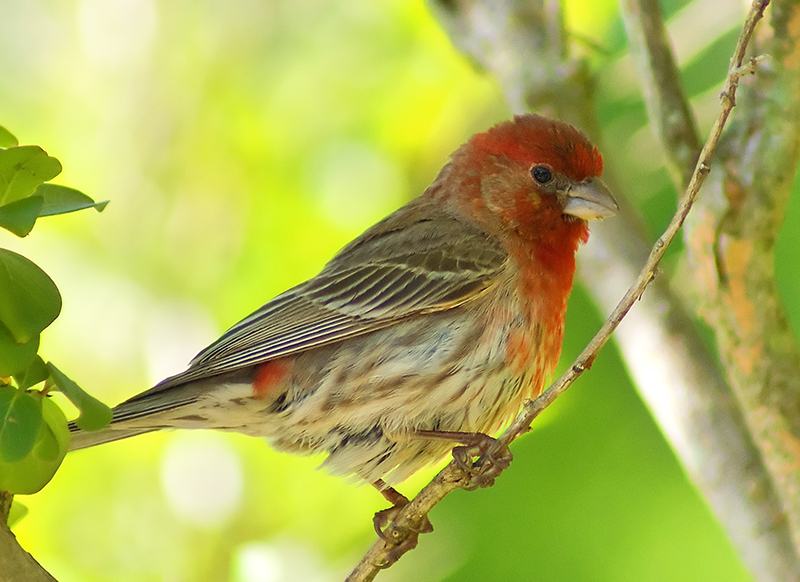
[[427, 114, 618, 335], [433, 114, 617, 247], [470, 114, 604, 182]]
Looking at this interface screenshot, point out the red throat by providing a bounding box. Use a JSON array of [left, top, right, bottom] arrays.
[[514, 216, 588, 359]]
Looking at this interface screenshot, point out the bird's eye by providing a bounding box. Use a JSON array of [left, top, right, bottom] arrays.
[[531, 165, 553, 184]]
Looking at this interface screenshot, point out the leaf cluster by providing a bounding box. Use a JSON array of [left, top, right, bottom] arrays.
[[0, 125, 111, 498]]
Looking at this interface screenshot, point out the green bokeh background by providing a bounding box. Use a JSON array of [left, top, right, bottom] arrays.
[[2, 0, 796, 580]]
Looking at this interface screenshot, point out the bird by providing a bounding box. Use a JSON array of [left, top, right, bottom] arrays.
[[69, 114, 617, 531]]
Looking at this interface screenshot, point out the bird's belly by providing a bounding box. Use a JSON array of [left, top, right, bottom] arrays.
[[203, 307, 550, 485]]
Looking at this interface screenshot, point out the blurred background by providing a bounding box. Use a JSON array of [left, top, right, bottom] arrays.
[[2, 0, 795, 580]]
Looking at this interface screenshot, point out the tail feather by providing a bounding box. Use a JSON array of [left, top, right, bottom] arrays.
[[67, 368, 255, 452], [68, 425, 158, 451]]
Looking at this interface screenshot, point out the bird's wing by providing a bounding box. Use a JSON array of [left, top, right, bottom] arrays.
[[136, 199, 509, 396]]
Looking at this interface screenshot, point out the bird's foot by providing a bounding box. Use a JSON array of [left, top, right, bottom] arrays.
[[451, 433, 513, 489], [371, 481, 433, 567], [417, 430, 513, 490]]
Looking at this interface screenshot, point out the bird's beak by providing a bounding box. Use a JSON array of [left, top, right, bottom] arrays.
[[561, 177, 619, 220]]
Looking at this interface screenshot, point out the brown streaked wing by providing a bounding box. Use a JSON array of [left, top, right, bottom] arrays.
[[142, 202, 508, 393]]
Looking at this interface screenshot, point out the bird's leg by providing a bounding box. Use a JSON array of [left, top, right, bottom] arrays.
[[372, 480, 434, 538], [416, 430, 513, 489], [371, 480, 433, 567], [372, 480, 409, 539]]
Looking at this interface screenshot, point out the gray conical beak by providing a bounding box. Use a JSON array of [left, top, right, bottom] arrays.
[[562, 177, 619, 220]]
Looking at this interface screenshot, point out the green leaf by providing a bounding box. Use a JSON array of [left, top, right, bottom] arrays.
[[0, 385, 42, 462], [0, 396, 69, 494], [0, 196, 43, 237], [0, 185, 107, 236], [0, 146, 61, 206], [35, 184, 108, 216], [0, 324, 39, 376], [40, 397, 69, 461], [7, 499, 29, 527], [0, 249, 61, 344], [0, 126, 18, 148], [47, 363, 112, 431], [13, 356, 49, 390]]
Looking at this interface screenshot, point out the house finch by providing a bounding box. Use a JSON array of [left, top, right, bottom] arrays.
[[69, 114, 617, 510]]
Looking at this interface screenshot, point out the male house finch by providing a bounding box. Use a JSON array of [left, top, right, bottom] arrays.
[[70, 114, 617, 514]]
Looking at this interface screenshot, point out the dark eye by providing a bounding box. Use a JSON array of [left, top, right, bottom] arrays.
[[531, 165, 553, 184]]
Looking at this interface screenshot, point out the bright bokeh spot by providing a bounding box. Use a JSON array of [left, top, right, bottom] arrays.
[[160, 432, 244, 526], [233, 541, 331, 582], [236, 543, 283, 582], [78, 0, 158, 68]]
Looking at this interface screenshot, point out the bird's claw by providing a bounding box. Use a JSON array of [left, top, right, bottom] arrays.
[[372, 487, 433, 568], [373, 522, 427, 568], [452, 434, 513, 489]]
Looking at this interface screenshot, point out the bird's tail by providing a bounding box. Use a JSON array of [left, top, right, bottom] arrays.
[[67, 367, 254, 452], [68, 424, 158, 451], [67, 377, 196, 451]]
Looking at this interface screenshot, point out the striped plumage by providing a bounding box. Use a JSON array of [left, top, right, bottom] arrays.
[[69, 114, 617, 487]]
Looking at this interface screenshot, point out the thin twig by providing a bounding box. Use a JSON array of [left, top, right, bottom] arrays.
[[505, 0, 769, 439], [614, 0, 800, 576], [682, 0, 800, 553], [344, 1, 770, 580]]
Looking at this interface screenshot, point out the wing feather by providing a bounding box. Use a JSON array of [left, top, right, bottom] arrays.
[[134, 199, 508, 397]]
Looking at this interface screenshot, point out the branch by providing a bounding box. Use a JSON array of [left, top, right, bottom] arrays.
[[621, 0, 800, 555], [504, 8, 767, 442], [681, 0, 800, 551], [0, 492, 59, 582], [616, 0, 800, 576], [619, 0, 701, 188], [345, 1, 777, 579], [576, 219, 798, 581]]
